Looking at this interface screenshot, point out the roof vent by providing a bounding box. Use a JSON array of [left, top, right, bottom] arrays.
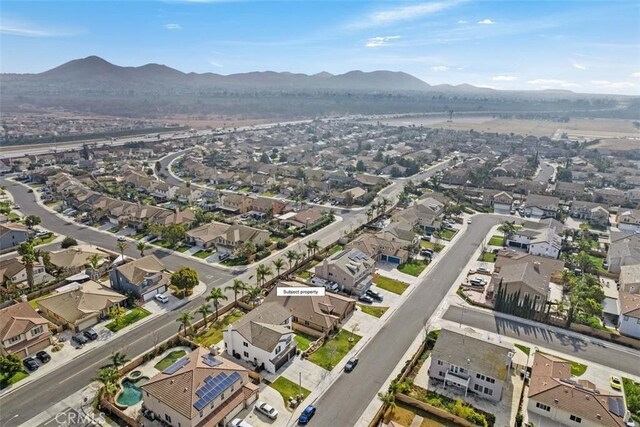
[[597, 414, 601, 419], [554, 399, 559, 403], [184, 387, 188, 392]]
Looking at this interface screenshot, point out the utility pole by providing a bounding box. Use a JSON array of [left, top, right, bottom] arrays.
[[298, 371, 302, 400]]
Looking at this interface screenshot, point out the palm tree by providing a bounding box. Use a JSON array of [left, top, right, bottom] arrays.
[[116, 242, 128, 259], [17, 242, 36, 289], [206, 288, 228, 321], [246, 286, 263, 307], [197, 303, 212, 327], [224, 279, 247, 305], [306, 239, 320, 257], [93, 366, 121, 397], [285, 250, 298, 270], [272, 258, 285, 277], [87, 253, 102, 270], [380, 197, 390, 214], [136, 241, 149, 256], [500, 221, 516, 246], [377, 391, 396, 415], [366, 206, 375, 222], [109, 352, 130, 369], [176, 311, 193, 336], [256, 264, 273, 286]]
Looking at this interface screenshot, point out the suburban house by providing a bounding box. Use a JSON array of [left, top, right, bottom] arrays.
[[617, 209, 640, 233], [223, 301, 296, 374], [150, 181, 178, 201], [214, 224, 270, 254], [0, 257, 52, 289], [0, 302, 52, 358], [377, 222, 417, 248], [37, 280, 126, 331], [569, 201, 610, 227], [345, 233, 409, 265], [186, 222, 232, 249], [336, 187, 367, 205], [264, 282, 355, 336], [428, 326, 514, 403], [606, 231, 640, 274], [218, 193, 251, 214], [506, 219, 563, 259], [315, 249, 375, 296], [48, 245, 112, 275], [140, 347, 259, 427], [492, 191, 514, 215], [594, 188, 626, 206], [391, 196, 444, 234], [0, 222, 33, 250], [554, 181, 585, 199], [618, 292, 640, 339], [524, 195, 560, 219], [355, 173, 387, 188], [249, 195, 288, 217], [109, 255, 171, 301], [619, 264, 640, 294], [279, 207, 325, 230], [528, 353, 632, 427]]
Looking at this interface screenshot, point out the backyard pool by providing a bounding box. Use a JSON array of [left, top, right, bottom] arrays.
[[116, 376, 149, 407], [129, 370, 142, 378]]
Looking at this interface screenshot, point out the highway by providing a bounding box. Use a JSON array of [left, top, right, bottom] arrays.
[[443, 306, 640, 376]]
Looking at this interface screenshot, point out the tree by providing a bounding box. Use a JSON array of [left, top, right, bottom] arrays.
[[305, 239, 320, 256], [344, 191, 354, 207], [272, 258, 285, 277], [246, 286, 263, 307], [176, 311, 193, 336], [61, 236, 78, 249], [93, 366, 121, 397], [109, 352, 130, 369], [147, 223, 163, 237], [171, 267, 199, 298], [500, 221, 516, 246], [17, 241, 37, 289], [259, 152, 271, 163], [238, 240, 257, 259], [206, 288, 228, 321], [108, 306, 126, 328], [161, 224, 186, 248], [256, 264, 273, 286], [377, 391, 396, 414], [575, 251, 596, 274], [356, 160, 366, 172], [225, 279, 247, 305], [197, 303, 212, 327], [0, 354, 23, 381], [24, 215, 41, 229], [116, 241, 128, 259], [366, 206, 376, 222], [380, 197, 390, 213], [136, 241, 149, 257], [285, 250, 299, 270]]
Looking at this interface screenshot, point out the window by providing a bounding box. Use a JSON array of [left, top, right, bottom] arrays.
[[200, 410, 203, 418], [221, 392, 225, 400], [486, 377, 495, 384], [7, 335, 20, 344], [623, 315, 629, 321], [165, 414, 172, 423], [243, 351, 249, 358], [243, 341, 248, 347], [437, 360, 443, 366], [484, 387, 493, 396], [474, 384, 482, 392], [476, 373, 485, 380], [536, 402, 550, 412], [570, 415, 582, 423]]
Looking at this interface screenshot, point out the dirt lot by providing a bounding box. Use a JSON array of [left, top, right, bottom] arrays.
[[162, 115, 273, 129], [588, 138, 640, 151]]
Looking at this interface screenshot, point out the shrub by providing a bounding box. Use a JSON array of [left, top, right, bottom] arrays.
[[61, 236, 78, 248], [276, 240, 287, 249]]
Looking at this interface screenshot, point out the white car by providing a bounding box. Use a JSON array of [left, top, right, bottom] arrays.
[[117, 236, 127, 242], [229, 419, 253, 427], [467, 218, 472, 224], [154, 294, 169, 304], [255, 401, 278, 419]]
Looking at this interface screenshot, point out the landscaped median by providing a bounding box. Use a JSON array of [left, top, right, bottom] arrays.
[[374, 275, 409, 294], [106, 307, 151, 333]]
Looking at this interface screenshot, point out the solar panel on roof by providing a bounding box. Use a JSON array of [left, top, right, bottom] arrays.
[[608, 397, 625, 417], [162, 357, 189, 374], [193, 372, 241, 409]]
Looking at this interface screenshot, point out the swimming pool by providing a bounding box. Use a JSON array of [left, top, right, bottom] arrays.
[[115, 376, 149, 407]]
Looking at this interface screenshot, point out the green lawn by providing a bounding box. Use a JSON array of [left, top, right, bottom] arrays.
[[6, 212, 21, 222], [477, 252, 497, 263], [154, 350, 187, 371], [0, 371, 29, 390], [131, 232, 147, 240], [514, 344, 530, 356], [221, 257, 249, 266], [327, 245, 344, 255], [193, 249, 214, 259], [269, 376, 310, 404], [358, 304, 389, 318], [587, 254, 606, 272], [108, 226, 122, 234], [308, 329, 362, 370], [176, 245, 190, 253], [28, 293, 52, 309], [195, 310, 245, 347], [374, 275, 409, 294], [44, 200, 61, 207], [420, 240, 445, 252], [488, 235, 504, 246], [106, 307, 151, 332], [397, 259, 428, 277], [439, 229, 457, 240], [33, 233, 57, 246], [295, 332, 316, 352], [296, 270, 312, 280], [623, 378, 640, 424], [262, 191, 278, 197]]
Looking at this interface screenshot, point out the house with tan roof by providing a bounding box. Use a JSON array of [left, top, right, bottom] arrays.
[[524, 194, 560, 219], [223, 301, 296, 373], [186, 222, 231, 249], [264, 282, 355, 336], [37, 280, 126, 331], [506, 219, 564, 259], [109, 255, 171, 302], [141, 347, 259, 427], [606, 231, 640, 273], [618, 291, 640, 339], [214, 224, 270, 255], [617, 208, 640, 233], [279, 207, 325, 230], [0, 256, 51, 289], [0, 302, 52, 358], [48, 245, 113, 275], [315, 248, 375, 296], [528, 353, 632, 427], [345, 233, 409, 265], [619, 264, 640, 294]]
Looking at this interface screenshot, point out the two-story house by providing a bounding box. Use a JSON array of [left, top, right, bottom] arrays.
[[524, 195, 560, 219], [218, 193, 252, 214], [214, 224, 270, 255], [569, 201, 610, 227], [0, 222, 34, 250], [0, 257, 52, 289], [619, 264, 640, 294], [345, 233, 409, 265], [506, 219, 563, 259], [109, 255, 171, 301], [0, 302, 52, 358], [186, 222, 231, 249], [594, 188, 626, 206], [618, 292, 640, 339], [428, 326, 514, 402], [617, 209, 640, 233], [141, 347, 259, 427], [223, 301, 297, 373], [315, 249, 375, 296], [279, 207, 325, 231], [606, 231, 640, 274]]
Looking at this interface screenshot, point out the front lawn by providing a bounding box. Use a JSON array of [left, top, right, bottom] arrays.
[[327, 245, 343, 255], [488, 235, 504, 246], [0, 371, 28, 390], [374, 275, 409, 294], [193, 249, 214, 259], [296, 270, 312, 280], [623, 378, 640, 424], [308, 329, 361, 370], [108, 226, 122, 234], [587, 254, 606, 272], [514, 344, 531, 356], [420, 240, 444, 252], [176, 245, 190, 253], [439, 229, 457, 240], [295, 332, 316, 352], [269, 376, 310, 404], [397, 259, 428, 277], [194, 309, 245, 347], [106, 307, 151, 332], [6, 212, 21, 221], [477, 252, 497, 263], [131, 232, 147, 240], [33, 233, 57, 246], [221, 257, 249, 266], [358, 304, 388, 318], [539, 352, 587, 376], [154, 350, 187, 371]]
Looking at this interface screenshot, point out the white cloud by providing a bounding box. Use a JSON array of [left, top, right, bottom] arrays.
[[492, 75, 517, 81], [477, 19, 495, 25], [164, 23, 182, 30], [572, 63, 586, 70], [527, 79, 567, 85], [209, 61, 223, 68], [457, 19, 467, 24], [365, 35, 400, 48], [431, 65, 449, 72], [591, 80, 636, 89], [352, 0, 466, 28], [631, 72, 640, 78], [0, 18, 79, 37]]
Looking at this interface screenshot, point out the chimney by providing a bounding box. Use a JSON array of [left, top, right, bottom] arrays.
[[210, 346, 218, 356], [20, 295, 28, 303], [533, 261, 540, 273]]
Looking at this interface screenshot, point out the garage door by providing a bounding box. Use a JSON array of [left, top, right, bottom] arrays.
[[77, 316, 99, 331], [142, 286, 167, 301], [381, 255, 401, 264]]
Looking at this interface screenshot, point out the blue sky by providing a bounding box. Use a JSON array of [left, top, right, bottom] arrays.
[[2, 0, 639, 94]]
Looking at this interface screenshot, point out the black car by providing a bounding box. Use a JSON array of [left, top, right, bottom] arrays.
[[366, 289, 383, 302], [23, 356, 39, 371], [344, 357, 359, 372], [358, 294, 374, 304], [83, 328, 99, 340], [36, 350, 51, 363], [72, 334, 89, 345]]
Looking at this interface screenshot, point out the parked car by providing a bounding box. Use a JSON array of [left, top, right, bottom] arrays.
[[476, 267, 490, 274], [13, 204, 20, 209], [219, 253, 230, 261], [366, 289, 383, 302], [155, 294, 169, 304], [23, 356, 39, 371], [36, 350, 51, 364], [358, 294, 374, 304], [298, 405, 316, 425], [467, 218, 472, 224], [469, 278, 487, 287], [344, 357, 359, 373], [229, 419, 253, 427], [27, 189, 34, 193], [610, 376, 622, 390], [83, 328, 99, 340], [71, 334, 88, 345], [254, 401, 278, 420], [117, 236, 127, 242], [420, 235, 431, 241], [420, 249, 434, 257]]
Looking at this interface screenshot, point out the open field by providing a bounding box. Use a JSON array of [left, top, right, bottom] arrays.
[[588, 138, 640, 151], [161, 116, 272, 129]]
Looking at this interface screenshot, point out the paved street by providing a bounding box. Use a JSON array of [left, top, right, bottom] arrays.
[[534, 160, 555, 183], [443, 306, 640, 376]]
